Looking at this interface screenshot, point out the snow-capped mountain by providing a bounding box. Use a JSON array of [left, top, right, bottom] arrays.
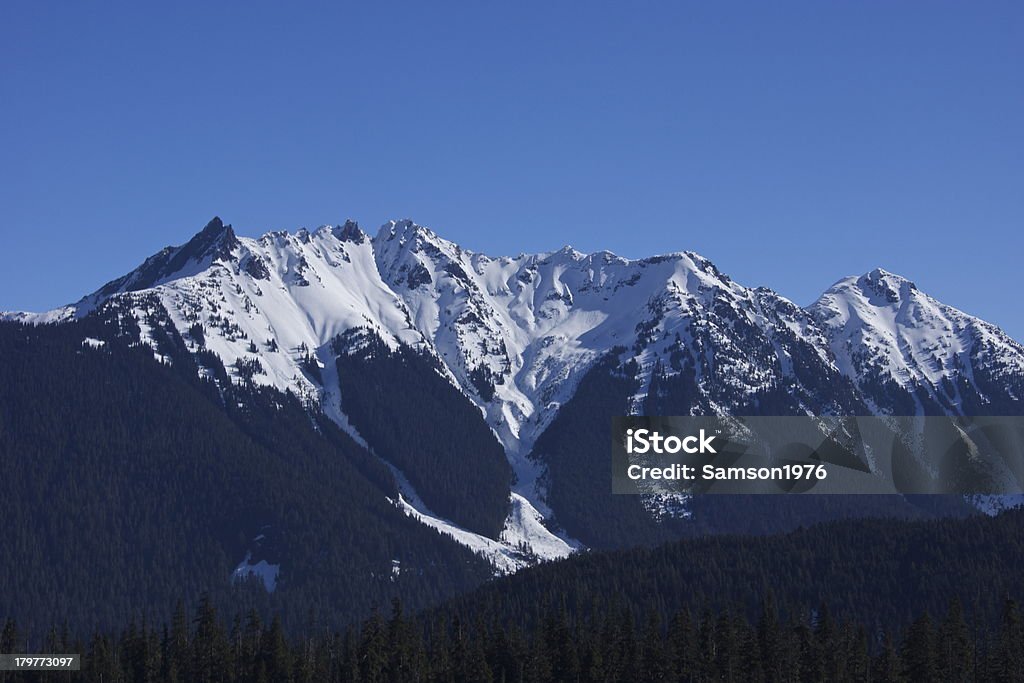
[[810, 268, 1024, 415], [6, 217, 1024, 566]]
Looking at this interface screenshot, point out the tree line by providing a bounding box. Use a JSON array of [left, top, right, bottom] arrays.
[[2, 594, 1023, 682]]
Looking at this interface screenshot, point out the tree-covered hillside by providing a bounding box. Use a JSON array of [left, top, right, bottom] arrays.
[[441, 508, 1024, 636], [333, 328, 512, 538], [0, 310, 493, 637]]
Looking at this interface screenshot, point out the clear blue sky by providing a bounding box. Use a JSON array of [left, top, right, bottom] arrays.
[[2, 2, 1022, 339]]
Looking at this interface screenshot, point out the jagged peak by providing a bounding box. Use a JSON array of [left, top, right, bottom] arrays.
[[376, 218, 431, 241], [537, 244, 586, 265], [816, 267, 919, 309], [373, 219, 466, 265], [66, 217, 241, 314], [200, 215, 226, 235], [331, 219, 366, 244], [184, 216, 239, 256], [591, 249, 626, 263], [861, 267, 917, 292], [186, 216, 239, 254], [636, 250, 689, 266]]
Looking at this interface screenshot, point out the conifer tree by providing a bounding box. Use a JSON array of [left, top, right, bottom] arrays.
[[938, 597, 973, 681], [997, 599, 1024, 683], [901, 613, 938, 683]]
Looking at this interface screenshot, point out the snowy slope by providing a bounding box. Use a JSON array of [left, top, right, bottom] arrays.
[[810, 268, 1024, 415]]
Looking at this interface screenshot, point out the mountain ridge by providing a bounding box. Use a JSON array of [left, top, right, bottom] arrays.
[[5, 217, 1023, 564]]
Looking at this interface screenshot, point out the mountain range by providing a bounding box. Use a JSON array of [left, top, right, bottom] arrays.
[[5, 216, 1024, 570]]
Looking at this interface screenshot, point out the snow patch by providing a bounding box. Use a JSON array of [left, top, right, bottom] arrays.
[[232, 554, 280, 592], [394, 493, 576, 574]]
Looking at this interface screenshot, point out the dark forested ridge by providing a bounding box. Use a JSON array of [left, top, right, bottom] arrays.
[[6, 511, 1024, 680], [441, 508, 1024, 638], [529, 352, 687, 549], [333, 328, 512, 538], [5, 505, 1024, 683], [0, 310, 494, 637]]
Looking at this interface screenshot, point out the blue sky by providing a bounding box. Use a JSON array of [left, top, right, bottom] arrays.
[[2, 2, 1022, 339]]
